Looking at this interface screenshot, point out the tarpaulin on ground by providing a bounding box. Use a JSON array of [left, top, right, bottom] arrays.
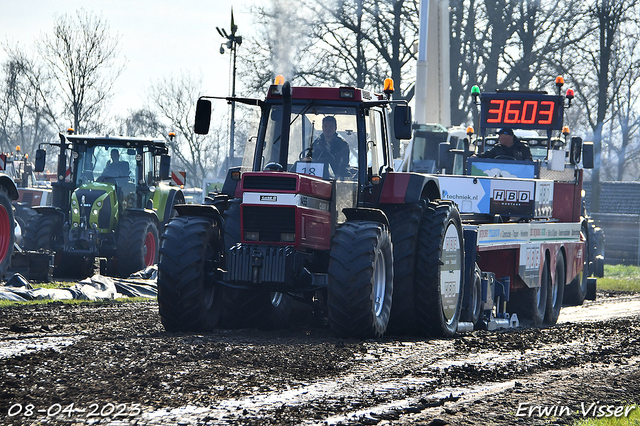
[[0, 269, 158, 302]]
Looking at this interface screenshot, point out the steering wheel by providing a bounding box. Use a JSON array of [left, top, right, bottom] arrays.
[[494, 155, 517, 160], [299, 147, 313, 160]]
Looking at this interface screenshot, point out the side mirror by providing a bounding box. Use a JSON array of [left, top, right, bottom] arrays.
[[393, 104, 412, 140], [438, 142, 453, 171], [582, 141, 594, 169], [570, 137, 582, 165], [35, 149, 46, 172], [160, 155, 171, 180], [194, 98, 212, 135]]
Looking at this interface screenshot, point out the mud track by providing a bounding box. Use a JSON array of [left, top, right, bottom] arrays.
[[1, 291, 640, 425]]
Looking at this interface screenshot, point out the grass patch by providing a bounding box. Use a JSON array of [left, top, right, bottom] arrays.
[[0, 297, 153, 308], [572, 403, 640, 425], [598, 265, 640, 292]]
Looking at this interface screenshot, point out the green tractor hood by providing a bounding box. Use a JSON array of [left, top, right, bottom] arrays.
[[70, 182, 119, 234]]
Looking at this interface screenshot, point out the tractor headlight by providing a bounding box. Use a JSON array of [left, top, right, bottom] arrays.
[[73, 208, 79, 214], [93, 209, 98, 215], [96, 201, 102, 207], [244, 231, 259, 241], [280, 233, 296, 242]]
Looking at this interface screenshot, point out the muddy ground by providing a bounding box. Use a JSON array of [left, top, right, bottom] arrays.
[[1, 291, 640, 425]]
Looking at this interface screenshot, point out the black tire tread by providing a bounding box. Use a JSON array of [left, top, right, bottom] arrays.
[[158, 216, 222, 332], [115, 216, 159, 278], [327, 221, 393, 338], [414, 201, 464, 337]]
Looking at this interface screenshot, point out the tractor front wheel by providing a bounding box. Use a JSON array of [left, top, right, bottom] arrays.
[[115, 216, 159, 277], [157, 216, 223, 332], [327, 221, 393, 338]]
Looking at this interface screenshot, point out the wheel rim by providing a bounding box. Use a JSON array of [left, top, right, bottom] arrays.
[[144, 231, 156, 265], [373, 248, 386, 317], [440, 223, 462, 324], [0, 204, 10, 262]]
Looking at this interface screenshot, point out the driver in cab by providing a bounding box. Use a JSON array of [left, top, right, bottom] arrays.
[[310, 116, 350, 176], [101, 149, 130, 178], [478, 127, 532, 161]]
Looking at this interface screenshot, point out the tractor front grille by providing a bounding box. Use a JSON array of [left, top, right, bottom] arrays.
[[75, 189, 106, 220], [243, 206, 295, 242], [243, 175, 297, 191]]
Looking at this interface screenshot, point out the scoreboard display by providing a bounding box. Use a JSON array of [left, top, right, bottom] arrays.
[[480, 92, 564, 132]]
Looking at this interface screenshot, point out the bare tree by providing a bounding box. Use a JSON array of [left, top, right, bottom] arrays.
[[0, 44, 58, 157], [40, 9, 124, 133], [146, 73, 227, 187]]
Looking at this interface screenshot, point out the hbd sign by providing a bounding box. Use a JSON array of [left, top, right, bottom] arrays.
[[490, 180, 534, 217]]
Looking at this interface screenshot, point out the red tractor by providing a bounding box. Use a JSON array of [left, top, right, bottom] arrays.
[[157, 79, 466, 338]]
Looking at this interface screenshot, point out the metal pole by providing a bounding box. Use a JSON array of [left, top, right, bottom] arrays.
[[230, 41, 236, 166]]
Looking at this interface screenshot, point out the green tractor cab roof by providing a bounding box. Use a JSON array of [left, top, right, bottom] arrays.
[[64, 134, 169, 154]]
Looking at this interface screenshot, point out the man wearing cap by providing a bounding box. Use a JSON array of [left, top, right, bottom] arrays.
[[478, 128, 532, 161], [310, 116, 350, 177]]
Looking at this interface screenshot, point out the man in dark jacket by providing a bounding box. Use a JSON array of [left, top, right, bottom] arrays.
[[478, 127, 532, 161], [310, 116, 350, 176]]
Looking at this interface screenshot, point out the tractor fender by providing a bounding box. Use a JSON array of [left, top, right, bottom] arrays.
[[123, 208, 159, 224], [343, 207, 389, 228], [379, 172, 440, 204], [32, 206, 66, 222], [153, 183, 184, 225], [0, 174, 19, 201], [174, 204, 224, 229]]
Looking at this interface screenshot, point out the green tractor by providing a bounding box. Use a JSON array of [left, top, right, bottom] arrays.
[[26, 132, 184, 278]]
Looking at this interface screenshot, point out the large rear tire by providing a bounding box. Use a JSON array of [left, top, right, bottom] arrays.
[[414, 201, 464, 337], [545, 252, 565, 325], [327, 221, 393, 338], [386, 203, 424, 335], [0, 188, 15, 277], [23, 214, 59, 251], [219, 199, 292, 329], [115, 216, 159, 278], [157, 216, 223, 332]]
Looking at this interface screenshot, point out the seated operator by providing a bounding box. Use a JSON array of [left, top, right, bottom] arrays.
[[309, 116, 350, 177], [102, 149, 130, 178], [477, 127, 532, 161]]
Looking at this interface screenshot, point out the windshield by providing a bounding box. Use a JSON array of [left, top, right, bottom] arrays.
[[76, 146, 138, 186], [260, 104, 359, 181]]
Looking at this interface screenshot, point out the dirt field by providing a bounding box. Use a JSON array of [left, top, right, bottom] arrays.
[[1, 291, 640, 425]]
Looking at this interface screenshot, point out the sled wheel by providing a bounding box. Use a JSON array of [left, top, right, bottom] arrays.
[[414, 201, 464, 337], [327, 221, 393, 338], [565, 222, 588, 305], [158, 216, 223, 332], [461, 264, 484, 328], [512, 254, 548, 326], [545, 252, 565, 325]]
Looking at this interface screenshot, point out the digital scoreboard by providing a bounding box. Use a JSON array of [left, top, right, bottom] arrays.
[[480, 92, 564, 132]]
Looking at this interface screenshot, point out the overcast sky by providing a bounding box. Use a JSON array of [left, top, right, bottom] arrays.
[[0, 0, 255, 117]]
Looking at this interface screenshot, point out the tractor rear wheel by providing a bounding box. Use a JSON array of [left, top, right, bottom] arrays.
[[386, 203, 424, 335], [157, 216, 223, 332], [115, 216, 159, 277], [327, 221, 393, 338], [0, 188, 15, 277], [545, 252, 565, 325], [414, 201, 464, 337]]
